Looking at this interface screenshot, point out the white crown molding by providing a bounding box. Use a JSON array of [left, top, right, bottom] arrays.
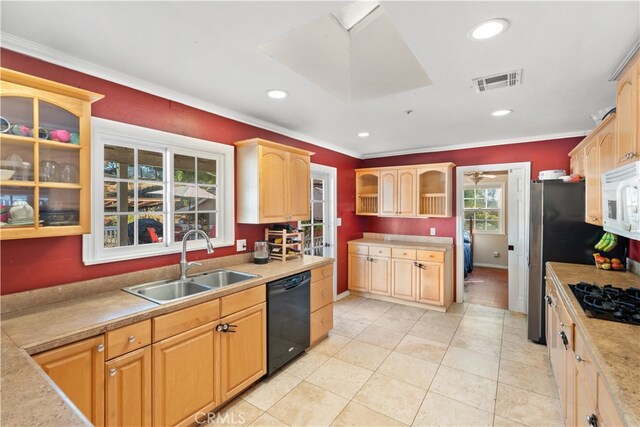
[[0, 32, 364, 159], [362, 130, 589, 159]]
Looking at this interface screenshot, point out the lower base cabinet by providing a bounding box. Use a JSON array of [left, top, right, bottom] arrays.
[[105, 346, 151, 427], [416, 261, 443, 305]]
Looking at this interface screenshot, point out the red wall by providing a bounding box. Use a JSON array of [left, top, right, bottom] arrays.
[[0, 49, 363, 295]]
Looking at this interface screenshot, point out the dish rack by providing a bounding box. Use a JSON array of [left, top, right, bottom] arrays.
[[265, 228, 304, 261]]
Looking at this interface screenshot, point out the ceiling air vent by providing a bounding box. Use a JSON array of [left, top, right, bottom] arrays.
[[472, 69, 522, 93]]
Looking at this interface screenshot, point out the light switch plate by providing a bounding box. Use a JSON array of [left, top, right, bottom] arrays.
[[336, 218, 342, 226], [236, 239, 247, 251], [430, 227, 436, 236]]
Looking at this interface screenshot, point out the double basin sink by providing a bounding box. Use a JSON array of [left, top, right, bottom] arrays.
[[123, 269, 259, 304]]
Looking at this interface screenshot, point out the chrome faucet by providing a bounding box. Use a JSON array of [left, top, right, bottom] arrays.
[[180, 229, 215, 280]]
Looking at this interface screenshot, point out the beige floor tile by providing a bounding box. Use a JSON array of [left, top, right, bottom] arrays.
[[359, 298, 395, 312], [503, 311, 527, 330], [331, 402, 406, 426], [492, 415, 525, 426], [334, 296, 366, 317], [407, 321, 457, 345], [450, 329, 502, 357], [332, 316, 371, 339], [456, 321, 503, 339], [306, 358, 373, 399], [376, 351, 438, 390], [413, 392, 494, 427], [242, 372, 302, 411], [372, 313, 418, 333], [501, 340, 551, 372], [417, 310, 462, 329], [495, 383, 563, 426], [311, 333, 351, 356], [466, 304, 505, 318], [353, 373, 426, 425], [447, 303, 468, 315], [267, 381, 349, 427], [460, 314, 504, 330], [498, 358, 558, 398], [213, 399, 263, 427], [384, 303, 426, 322], [430, 365, 497, 412], [395, 334, 447, 364], [502, 326, 529, 344], [284, 351, 330, 379], [441, 345, 500, 380], [341, 305, 387, 323], [334, 339, 391, 370], [249, 413, 288, 427], [355, 324, 405, 350]]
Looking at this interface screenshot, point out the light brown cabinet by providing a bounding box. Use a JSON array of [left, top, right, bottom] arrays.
[[356, 170, 379, 215], [416, 163, 455, 217], [615, 56, 639, 167], [33, 335, 105, 426], [348, 245, 392, 296], [380, 169, 417, 216], [391, 258, 416, 301], [310, 264, 334, 346], [0, 68, 103, 240], [416, 261, 443, 305], [235, 138, 313, 224]]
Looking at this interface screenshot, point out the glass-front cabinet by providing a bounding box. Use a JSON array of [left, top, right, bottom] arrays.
[[355, 170, 379, 215], [0, 68, 103, 240]]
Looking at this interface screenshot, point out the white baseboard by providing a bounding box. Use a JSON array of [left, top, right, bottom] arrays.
[[335, 290, 351, 301], [473, 263, 508, 270]]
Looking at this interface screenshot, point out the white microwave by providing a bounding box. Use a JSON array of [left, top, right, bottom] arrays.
[[602, 161, 640, 240]]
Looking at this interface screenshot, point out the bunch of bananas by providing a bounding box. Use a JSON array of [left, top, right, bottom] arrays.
[[594, 232, 618, 252]]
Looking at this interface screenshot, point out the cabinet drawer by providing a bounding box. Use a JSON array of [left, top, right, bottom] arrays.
[[391, 248, 416, 260], [597, 376, 625, 427], [106, 320, 151, 360], [220, 285, 265, 318], [369, 246, 391, 257], [311, 277, 332, 312], [417, 250, 444, 263], [153, 299, 219, 342], [310, 303, 333, 344], [348, 245, 368, 255], [311, 264, 333, 283], [575, 331, 597, 399]]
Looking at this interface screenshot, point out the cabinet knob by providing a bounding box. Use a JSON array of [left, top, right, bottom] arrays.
[[128, 335, 136, 343], [109, 368, 117, 377], [591, 217, 598, 221], [560, 322, 565, 327], [321, 290, 326, 297], [321, 319, 326, 325], [576, 354, 583, 362], [97, 344, 104, 352]]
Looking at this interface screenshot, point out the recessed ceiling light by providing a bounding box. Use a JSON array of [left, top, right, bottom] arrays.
[[491, 109, 513, 117], [357, 132, 370, 138], [266, 89, 288, 99], [469, 18, 509, 40]]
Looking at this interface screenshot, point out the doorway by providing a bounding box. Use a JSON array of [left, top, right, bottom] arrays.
[[299, 164, 338, 297], [455, 162, 530, 313]]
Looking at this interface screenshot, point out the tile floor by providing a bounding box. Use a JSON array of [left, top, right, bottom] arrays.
[[464, 267, 509, 309], [215, 296, 563, 427]]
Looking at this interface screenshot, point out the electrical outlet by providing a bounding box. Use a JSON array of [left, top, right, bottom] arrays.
[[430, 227, 436, 236], [236, 239, 247, 251]]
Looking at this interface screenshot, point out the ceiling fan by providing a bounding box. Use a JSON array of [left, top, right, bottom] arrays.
[[465, 171, 497, 185]]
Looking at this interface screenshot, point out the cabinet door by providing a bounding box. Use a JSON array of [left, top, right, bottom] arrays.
[[575, 369, 599, 427], [570, 149, 585, 177], [379, 170, 398, 216], [258, 146, 288, 222], [219, 303, 267, 402], [584, 139, 601, 225], [616, 60, 639, 166], [348, 253, 368, 292], [368, 255, 391, 296], [598, 119, 617, 174], [33, 335, 105, 426], [105, 347, 151, 427], [153, 322, 219, 427], [416, 262, 443, 305], [397, 169, 416, 216], [287, 152, 311, 221], [391, 258, 416, 301]]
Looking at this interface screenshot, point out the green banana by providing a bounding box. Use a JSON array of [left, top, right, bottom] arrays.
[[595, 232, 610, 251], [602, 233, 618, 252]]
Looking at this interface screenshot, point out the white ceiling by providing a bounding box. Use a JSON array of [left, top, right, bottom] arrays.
[[1, 1, 638, 159]]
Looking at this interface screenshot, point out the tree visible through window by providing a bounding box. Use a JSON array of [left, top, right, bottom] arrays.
[[464, 186, 503, 233]]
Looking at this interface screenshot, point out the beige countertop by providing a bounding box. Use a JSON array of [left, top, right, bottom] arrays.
[[1, 255, 333, 426], [546, 262, 640, 427], [348, 237, 453, 252]]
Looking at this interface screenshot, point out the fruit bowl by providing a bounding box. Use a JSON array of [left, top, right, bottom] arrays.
[[593, 253, 625, 271]]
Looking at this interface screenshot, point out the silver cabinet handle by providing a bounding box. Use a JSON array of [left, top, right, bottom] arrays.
[[586, 414, 598, 427], [128, 335, 136, 343], [97, 344, 104, 352], [560, 322, 565, 327], [320, 319, 326, 325], [576, 354, 583, 362], [109, 368, 117, 377], [321, 290, 326, 297]]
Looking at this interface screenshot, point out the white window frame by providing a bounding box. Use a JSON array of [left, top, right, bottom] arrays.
[[83, 118, 234, 265], [463, 182, 505, 235]]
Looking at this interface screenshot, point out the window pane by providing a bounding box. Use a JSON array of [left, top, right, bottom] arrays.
[[312, 179, 324, 201], [476, 198, 487, 208], [486, 221, 499, 231], [463, 189, 474, 198], [198, 213, 216, 238], [312, 225, 323, 247], [197, 185, 217, 210], [174, 184, 196, 211], [104, 145, 133, 179], [174, 213, 195, 241], [487, 198, 499, 209], [135, 215, 164, 245], [104, 181, 134, 212], [464, 211, 475, 220], [138, 183, 164, 212], [197, 158, 216, 185], [312, 202, 323, 223], [464, 199, 475, 208], [138, 150, 163, 181], [103, 215, 134, 248], [174, 154, 195, 183], [475, 221, 486, 231]]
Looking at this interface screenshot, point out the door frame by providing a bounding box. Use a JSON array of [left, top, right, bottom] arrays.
[[309, 163, 338, 299], [455, 162, 531, 313]]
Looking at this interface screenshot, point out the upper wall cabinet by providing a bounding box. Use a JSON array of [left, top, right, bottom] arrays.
[[615, 55, 639, 167], [0, 68, 104, 240], [235, 138, 313, 224], [355, 162, 455, 218]]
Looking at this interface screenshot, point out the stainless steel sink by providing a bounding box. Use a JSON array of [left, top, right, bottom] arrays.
[[123, 269, 259, 304]]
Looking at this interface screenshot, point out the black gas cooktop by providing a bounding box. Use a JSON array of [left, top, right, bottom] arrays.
[[569, 282, 640, 325]]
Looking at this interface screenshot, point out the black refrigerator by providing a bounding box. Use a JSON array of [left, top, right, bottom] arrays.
[[527, 181, 627, 344]]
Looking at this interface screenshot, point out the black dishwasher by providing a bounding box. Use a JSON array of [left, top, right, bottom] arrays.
[[267, 270, 310, 375]]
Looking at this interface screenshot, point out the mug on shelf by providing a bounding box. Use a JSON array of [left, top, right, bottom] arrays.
[[9, 124, 30, 136], [30, 127, 49, 140], [0, 117, 10, 133]]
